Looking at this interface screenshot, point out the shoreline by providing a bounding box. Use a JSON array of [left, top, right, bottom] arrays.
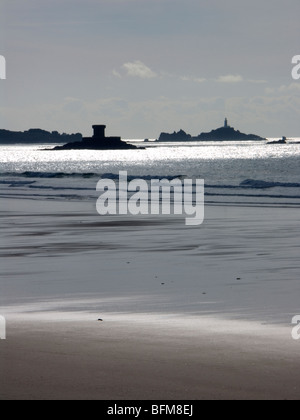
[[1, 196, 300, 399], [1, 315, 299, 400]]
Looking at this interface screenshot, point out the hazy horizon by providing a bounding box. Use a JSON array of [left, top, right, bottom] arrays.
[[1, 0, 300, 138]]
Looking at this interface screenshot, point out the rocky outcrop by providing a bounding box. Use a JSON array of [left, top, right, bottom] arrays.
[[156, 120, 265, 142], [196, 126, 265, 141], [53, 125, 139, 150], [157, 129, 192, 142], [0, 128, 82, 144]]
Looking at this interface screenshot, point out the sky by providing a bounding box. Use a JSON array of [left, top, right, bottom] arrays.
[[1, 0, 300, 138]]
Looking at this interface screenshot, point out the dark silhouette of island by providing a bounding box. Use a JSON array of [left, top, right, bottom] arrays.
[[53, 125, 139, 150], [267, 136, 288, 144], [0, 128, 82, 144], [156, 119, 265, 142], [157, 129, 192, 142]]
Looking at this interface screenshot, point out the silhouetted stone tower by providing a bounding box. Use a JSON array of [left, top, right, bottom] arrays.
[[92, 125, 106, 139], [80, 124, 130, 147], [53, 124, 139, 150], [224, 118, 228, 128]]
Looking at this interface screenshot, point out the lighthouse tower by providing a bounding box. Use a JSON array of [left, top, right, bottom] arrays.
[[224, 118, 228, 128]]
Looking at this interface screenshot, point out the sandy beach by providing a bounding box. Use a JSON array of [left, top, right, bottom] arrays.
[[1, 197, 300, 400], [2, 0, 300, 403], [1, 317, 300, 400]]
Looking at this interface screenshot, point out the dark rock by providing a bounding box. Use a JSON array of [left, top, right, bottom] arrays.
[[0, 128, 82, 144], [267, 136, 288, 144], [155, 119, 265, 142], [157, 129, 192, 142], [196, 125, 265, 141], [53, 125, 141, 150]]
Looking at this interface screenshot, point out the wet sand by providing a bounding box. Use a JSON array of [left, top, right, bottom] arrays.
[[1, 316, 300, 400], [1, 198, 300, 400]]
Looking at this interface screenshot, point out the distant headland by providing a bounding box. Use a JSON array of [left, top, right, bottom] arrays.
[[156, 119, 266, 142], [53, 125, 139, 150], [0, 119, 267, 147], [0, 128, 82, 144]]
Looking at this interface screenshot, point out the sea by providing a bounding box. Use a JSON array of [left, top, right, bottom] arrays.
[[1, 139, 300, 208]]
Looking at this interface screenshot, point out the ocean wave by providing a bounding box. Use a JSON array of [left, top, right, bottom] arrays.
[[0, 180, 36, 185], [205, 179, 300, 190], [0, 171, 99, 179], [239, 179, 300, 189], [206, 192, 300, 200], [0, 171, 183, 181], [28, 185, 94, 191], [1, 172, 299, 193]]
